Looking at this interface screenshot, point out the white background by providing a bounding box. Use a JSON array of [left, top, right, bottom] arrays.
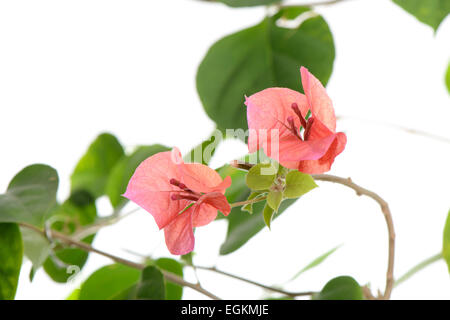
[[1, 0, 449, 299]]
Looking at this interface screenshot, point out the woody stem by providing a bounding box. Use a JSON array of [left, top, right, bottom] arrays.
[[312, 174, 395, 300], [18, 222, 221, 300], [230, 196, 267, 208]]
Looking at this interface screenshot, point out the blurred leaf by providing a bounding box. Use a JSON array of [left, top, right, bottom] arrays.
[[71, 133, 124, 198], [246, 163, 277, 190], [283, 171, 317, 199], [129, 266, 165, 300], [218, 165, 297, 254], [445, 62, 450, 94], [218, 0, 280, 8], [317, 276, 363, 300], [0, 164, 58, 226], [106, 144, 170, 208], [393, 0, 450, 31], [289, 245, 340, 281], [20, 227, 51, 281], [43, 190, 97, 283], [443, 210, 450, 273], [155, 258, 183, 300], [0, 223, 23, 300], [184, 130, 222, 165], [66, 288, 80, 300], [197, 6, 335, 130], [78, 264, 141, 300]]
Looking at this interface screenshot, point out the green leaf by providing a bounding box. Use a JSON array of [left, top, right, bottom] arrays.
[[0, 164, 58, 226], [106, 144, 170, 208], [267, 190, 283, 212], [20, 227, 51, 281], [155, 258, 184, 300], [218, 0, 280, 8], [393, 0, 450, 31], [289, 245, 341, 281], [197, 6, 335, 131], [130, 266, 165, 300], [443, 210, 450, 273], [71, 133, 124, 198], [0, 223, 23, 300], [445, 62, 450, 94], [78, 264, 141, 300], [246, 163, 277, 190], [263, 202, 275, 229], [283, 170, 317, 199], [43, 190, 97, 283], [317, 276, 363, 300]]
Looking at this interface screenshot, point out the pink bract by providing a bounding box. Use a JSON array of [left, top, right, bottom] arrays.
[[245, 66, 347, 174], [123, 148, 231, 255]]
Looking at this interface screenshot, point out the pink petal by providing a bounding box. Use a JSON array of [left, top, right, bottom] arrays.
[[278, 133, 337, 164], [180, 163, 228, 193], [300, 67, 336, 132], [298, 132, 347, 174], [191, 192, 231, 227], [123, 147, 190, 229], [164, 210, 195, 255], [246, 87, 309, 155]]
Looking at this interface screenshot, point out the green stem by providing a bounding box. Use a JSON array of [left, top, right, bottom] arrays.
[[394, 253, 442, 287]]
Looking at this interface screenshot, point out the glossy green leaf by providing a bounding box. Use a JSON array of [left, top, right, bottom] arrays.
[[155, 258, 183, 300], [130, 266, 165, 300], [0, 164, 58, 227], [283, 170, 317, 199], [197, 6, 335, 130], [0, 223, 23, 300], [443, 210, 450, 273], [289, 245, 340, 281], [71, 133, 124, 198], [43, 190, 97, 283], [318, 276, 363, 300], [267, 190, 283, 212], [78, 264, 141, 300], [246, 163, 277, 190], [393, 0, 450, 31], [218, 0, 280, 8], [106, 144, 170, 208]]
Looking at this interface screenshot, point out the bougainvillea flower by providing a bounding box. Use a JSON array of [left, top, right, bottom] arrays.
[[123, 148, 232, 255], [245, 67, 347, 174]]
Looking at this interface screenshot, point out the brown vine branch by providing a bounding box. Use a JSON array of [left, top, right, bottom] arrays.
[[337, 115, 450, 145], [312, 174, 395, 300], [195, 265, 316, 298], [18, 222, 221, 300]]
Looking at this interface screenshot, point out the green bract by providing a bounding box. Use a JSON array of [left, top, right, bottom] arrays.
[[246, 163, 277, 190], [284, 171, 318, 199]]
